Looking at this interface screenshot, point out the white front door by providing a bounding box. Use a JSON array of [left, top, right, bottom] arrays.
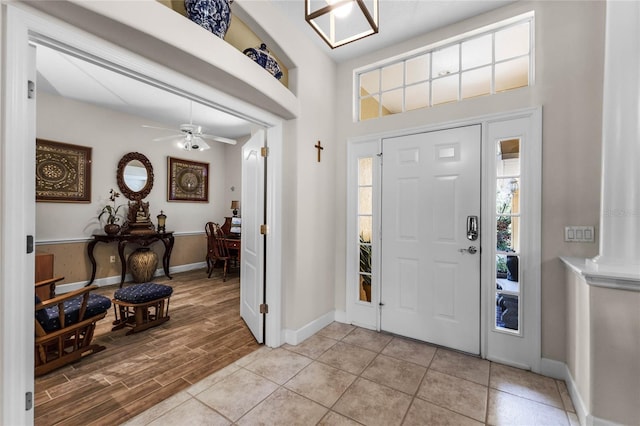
[[381, 125, 481, 354], [241, 130, 266, 343]]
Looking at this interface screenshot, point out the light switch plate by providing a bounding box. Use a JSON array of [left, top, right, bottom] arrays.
[[565, 226, 595, 242]]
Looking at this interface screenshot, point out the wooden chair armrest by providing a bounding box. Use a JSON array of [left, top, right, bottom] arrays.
[[35, 285, 99, 310], [35, 276, 64, 289]]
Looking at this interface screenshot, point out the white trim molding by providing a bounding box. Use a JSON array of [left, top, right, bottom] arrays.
[[561, 257, 640, 291], [54, 262, 208, 294], [283, 310, 335, 346]]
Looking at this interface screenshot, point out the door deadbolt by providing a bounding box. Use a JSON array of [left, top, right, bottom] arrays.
[[459, 246, 478, 254], [467, 216, 478, 241]]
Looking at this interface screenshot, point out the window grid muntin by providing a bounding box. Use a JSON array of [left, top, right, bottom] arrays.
[[357, 15, 533, 121]]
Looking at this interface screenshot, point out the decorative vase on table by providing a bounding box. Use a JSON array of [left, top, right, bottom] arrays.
[[104, 223, 121, 235], [128, 248, 158, 283], [185, 0, 232, 39]]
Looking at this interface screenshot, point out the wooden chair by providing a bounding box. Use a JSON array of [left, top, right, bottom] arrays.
[[206, 222, 233, 281], [35, 276, 63, 301], [34, 279, 111, 376]]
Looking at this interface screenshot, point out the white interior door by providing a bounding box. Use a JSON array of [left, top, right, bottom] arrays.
[[241, 130, 266, 343], [381, 125, 481, 354]]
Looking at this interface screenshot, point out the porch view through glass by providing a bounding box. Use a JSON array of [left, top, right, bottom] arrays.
[[496, 138, 520, 332], [358, 157, 373, 303]]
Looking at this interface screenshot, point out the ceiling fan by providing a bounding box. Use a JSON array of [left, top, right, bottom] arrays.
[[142, 103, 237, 151]]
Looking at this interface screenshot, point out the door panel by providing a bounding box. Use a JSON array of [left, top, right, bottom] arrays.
[[241, 130, 265, 343], [381, 125, 481, 354]]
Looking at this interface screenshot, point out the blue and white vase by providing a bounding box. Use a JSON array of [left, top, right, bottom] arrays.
[[243, 43, 283, 80], [185, 0, 232, 39]]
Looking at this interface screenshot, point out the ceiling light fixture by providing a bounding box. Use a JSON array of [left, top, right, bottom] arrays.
[[305, 0, 379, 49]]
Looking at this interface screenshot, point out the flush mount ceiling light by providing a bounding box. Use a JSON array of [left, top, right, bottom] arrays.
[[305, 0, 379, 49]]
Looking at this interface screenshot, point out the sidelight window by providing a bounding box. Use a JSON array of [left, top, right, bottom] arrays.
[[495, 138, 521, 333], [358, 157, 373, 303]]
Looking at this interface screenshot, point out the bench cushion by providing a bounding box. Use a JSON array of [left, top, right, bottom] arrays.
[[36, 293, 112, 333], [114, 283, 173, 304]]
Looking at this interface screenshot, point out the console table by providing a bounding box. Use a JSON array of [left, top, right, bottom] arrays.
[[86, 231, 174, 287]]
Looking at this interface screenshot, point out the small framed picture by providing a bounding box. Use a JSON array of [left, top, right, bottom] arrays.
[[167, 157, 209, 202], [36, 139, 92, 203]]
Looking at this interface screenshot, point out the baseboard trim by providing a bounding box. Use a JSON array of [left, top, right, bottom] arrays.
[[283, 310, 335, 346], [539, 357, 567, 379], [55, 262, 207, 294], [540, 358, 623, 426], [334, 310, 347, 323]]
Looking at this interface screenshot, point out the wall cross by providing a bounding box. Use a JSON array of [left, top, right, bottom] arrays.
[[315, 141, 324, 162]]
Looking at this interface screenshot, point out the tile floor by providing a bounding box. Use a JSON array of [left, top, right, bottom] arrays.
[[124, 323, 579, 425]]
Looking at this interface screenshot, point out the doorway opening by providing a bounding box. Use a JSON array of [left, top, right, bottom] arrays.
[[2, 4, 284, 423]]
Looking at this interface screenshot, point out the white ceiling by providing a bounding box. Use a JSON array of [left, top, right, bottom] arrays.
[[271, 0, 515, 63], [35, 44, 253, 141], [35, 0, 515, 139]]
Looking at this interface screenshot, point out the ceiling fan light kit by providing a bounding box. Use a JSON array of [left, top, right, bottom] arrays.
[[142, 102, 237, 152], [305, 0, 379, 49]]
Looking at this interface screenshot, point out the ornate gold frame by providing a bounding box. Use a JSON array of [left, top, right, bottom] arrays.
[[36, 139, 92, 203], [167, 157, 209, 202]]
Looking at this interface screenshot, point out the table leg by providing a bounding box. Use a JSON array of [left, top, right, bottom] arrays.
[[86, 239, 99, 286], [160, 235, 174, 279], [118, 241, 127, 287]]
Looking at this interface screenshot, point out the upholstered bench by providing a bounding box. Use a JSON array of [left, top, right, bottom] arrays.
[[111, 282, 173, 335], [35, 285, 111, 376]]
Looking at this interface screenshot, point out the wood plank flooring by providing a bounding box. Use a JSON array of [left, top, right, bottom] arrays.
[[34, 268, 260, 426]]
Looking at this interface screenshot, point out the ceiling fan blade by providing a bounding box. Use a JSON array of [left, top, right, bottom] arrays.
[[199, 133, 237, 145], [152, 134, 182, 142], [142, 124, 177, 132]]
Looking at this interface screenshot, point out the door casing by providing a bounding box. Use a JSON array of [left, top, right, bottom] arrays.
[[346, 107, 542, 370]]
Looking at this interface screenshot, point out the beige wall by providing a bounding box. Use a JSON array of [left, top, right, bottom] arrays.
[[334, 0, 605, 362], [36, 92, 230, 241], [36, 234, 206, 285], [590, 285, 640, 423], [222, 134, 247, 224], [35, 91, 234, 284]]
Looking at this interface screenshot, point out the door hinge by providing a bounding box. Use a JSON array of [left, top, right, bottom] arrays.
[[260, 224, 269, 235], [261, 147, 269, 157], [26, 391, 33, 411], [259, 303, 269, 314], [27, 80, 35, 99], [26, 235, 34, 254]]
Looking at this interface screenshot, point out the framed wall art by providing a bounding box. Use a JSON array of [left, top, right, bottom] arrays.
[[167, 157, 209, 202], [36, 139, 92, 203]]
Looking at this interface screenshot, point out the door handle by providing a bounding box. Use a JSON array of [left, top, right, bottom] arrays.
[[459, 246, 478, 254], [467, 215, 478, 241]]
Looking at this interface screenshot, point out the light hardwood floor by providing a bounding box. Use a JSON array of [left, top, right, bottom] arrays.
[[34, 268, 260, 426]]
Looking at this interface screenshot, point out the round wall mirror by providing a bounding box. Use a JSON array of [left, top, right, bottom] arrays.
[[117, 152, 154, 200]]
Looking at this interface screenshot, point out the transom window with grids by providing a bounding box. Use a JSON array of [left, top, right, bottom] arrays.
[[357, 12, 534, 121]]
